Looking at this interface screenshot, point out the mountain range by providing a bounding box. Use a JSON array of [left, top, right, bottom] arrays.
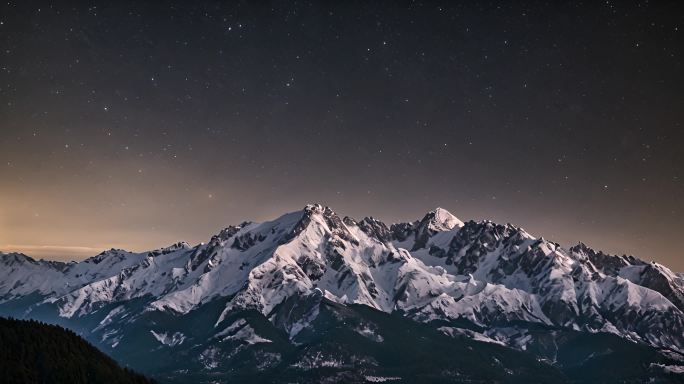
[[2, 204, 684, 383]]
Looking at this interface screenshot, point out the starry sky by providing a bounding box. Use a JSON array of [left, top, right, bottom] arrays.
[[1, 1, 683, 270]]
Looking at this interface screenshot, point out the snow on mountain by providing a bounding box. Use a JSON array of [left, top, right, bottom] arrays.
[[2, 204, 684, 356], [150, 330, 186, 347], [0, 253, 70, 300]]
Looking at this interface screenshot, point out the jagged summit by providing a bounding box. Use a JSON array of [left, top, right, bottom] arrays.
[[424, 207, 464, 231], [0, 252, 34, 264], [85, 248, 130, 264], [149, 241, 192, 256], [0, 252, 70, 270], [303, 202, 326, 212]]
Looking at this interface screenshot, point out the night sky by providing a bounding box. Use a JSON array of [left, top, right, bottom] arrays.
[[1, 1, 683, 270]]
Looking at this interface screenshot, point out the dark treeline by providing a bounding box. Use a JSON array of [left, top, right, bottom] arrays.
[[0, 317, 154, 384]]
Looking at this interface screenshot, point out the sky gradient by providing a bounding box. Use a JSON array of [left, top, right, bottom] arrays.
[[1, 1, 683, 270]]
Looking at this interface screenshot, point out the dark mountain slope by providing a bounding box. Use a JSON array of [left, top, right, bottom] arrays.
[[0, 317, 154, 384]]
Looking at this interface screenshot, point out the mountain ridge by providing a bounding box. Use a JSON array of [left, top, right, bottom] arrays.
[[2, 203, 684, 382]]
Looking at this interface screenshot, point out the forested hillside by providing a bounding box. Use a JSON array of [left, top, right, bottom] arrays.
[[0, 317, 154, 384]]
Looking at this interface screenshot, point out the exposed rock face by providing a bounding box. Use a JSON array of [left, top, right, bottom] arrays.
[[357, 217, 392, 243]]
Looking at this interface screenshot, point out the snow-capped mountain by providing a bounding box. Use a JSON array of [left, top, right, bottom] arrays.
[[2, 204, 683, 383]]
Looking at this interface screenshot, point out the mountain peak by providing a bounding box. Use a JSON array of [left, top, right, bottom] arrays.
[[401, 207, 464, 250], [422, 207, 464, 232], [0, 252, 36, 265], [84, 249, 131, 264], [149, 241, 192, 257], [303, 203, 326, 213]]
